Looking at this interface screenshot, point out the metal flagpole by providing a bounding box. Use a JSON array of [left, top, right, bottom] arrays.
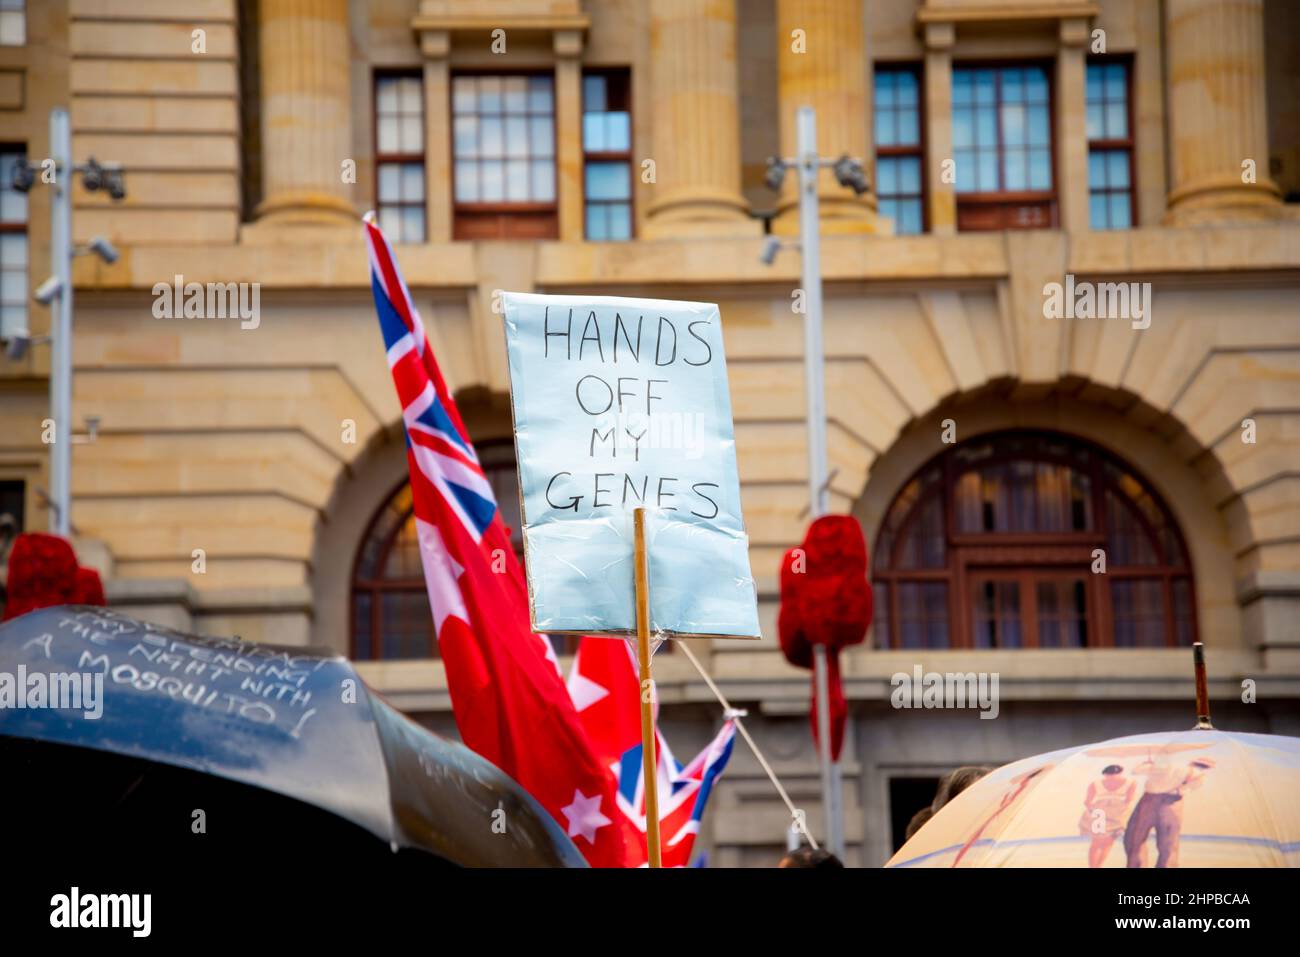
[[49, 107, 73, 537], [795, 106, 845, 859]]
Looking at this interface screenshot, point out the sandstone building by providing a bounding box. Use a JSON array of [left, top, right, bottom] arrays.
[[2, 0, 1298, 865]]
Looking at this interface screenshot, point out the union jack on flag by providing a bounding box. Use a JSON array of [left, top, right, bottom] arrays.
[[363, 214, 629, 867], [365, 218, 497, 546], [569, 636, 736, 867], [614, 720, 737, 868]]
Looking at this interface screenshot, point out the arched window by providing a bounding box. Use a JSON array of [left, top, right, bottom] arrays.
[[872, 431, 1195, 649], [351, 440, 524, 659]]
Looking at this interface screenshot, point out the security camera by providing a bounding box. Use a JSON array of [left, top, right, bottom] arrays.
[[88, 236, 119, 264], [81, 158, 104, 192], [759, 235, 782, 266], [764, 158, 787, 193], [3, 332, 31, 361], [10, 161, 34, 193], [832, 156, 871, 196], [105, 169, 126, 201], [34, 276, 63, 305]]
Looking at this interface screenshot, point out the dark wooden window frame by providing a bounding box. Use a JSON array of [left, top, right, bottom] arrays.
[[873, 430, 1196, 650], [951, 59, 1059, 230], [873, 61, 927, 234], [350, 480, 430, 660], [349, 439, 592, 660], [1085, 53, 1138, 229], [581, 67, 635, 241], [372, 69, 427, 242]]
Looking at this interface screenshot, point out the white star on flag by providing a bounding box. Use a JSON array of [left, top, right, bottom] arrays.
[[567, 670, 609, 712], [561, 789, 612, 845]]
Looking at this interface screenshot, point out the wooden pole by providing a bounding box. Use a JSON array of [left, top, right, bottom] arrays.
[[1192, 641, 1213, 729], [633, 507, 662, 867]]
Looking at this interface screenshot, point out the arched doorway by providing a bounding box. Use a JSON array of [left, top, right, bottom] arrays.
[[349, 440, 523, 660], [871, 430, 1196, 649]]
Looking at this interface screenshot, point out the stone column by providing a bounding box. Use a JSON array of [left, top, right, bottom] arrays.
[[774, 0, 881, 234], [643, 0, 756, 238], [420, 30, 452, 244], [554, 29, 585, 241], [1164, 0, 1281, 224], [254, 0, 356, 226], [1056, 17, 1090, 232], [923, 21, 955, 236]]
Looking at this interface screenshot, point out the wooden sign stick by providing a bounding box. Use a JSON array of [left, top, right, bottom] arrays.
[[633, 507, 663, 868]]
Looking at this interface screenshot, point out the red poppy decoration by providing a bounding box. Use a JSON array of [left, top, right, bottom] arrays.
[[3, 532, 106, 621], [72, 566, 107, 607], [777, 547, 813, 669], [776, 516, 873, 760]]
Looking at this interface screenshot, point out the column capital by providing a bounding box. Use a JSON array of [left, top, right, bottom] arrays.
[[553, 28, 584, 59], [923, 21, 955, 51], [418, 28, 450, 59], [1059, 15, 1091, 48]]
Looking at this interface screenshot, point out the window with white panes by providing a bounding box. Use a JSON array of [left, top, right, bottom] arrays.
[[952, 65, 1056, 230], [0, 147, 28, 338], [374, 73, 426, 243], [1086, 60, 1135, 230], [873, 65, 925, 235], [582, 71, 632, 241], [0, 0, 23, 46], [452, 74, 557, 240]]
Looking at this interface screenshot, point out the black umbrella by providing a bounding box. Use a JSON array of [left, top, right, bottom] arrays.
[[0, 606, 586, 868]]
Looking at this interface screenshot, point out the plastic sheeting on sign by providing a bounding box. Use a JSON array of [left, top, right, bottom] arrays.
[[503, 292, 760, 640]]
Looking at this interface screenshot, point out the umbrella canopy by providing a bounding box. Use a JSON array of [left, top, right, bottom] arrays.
[[0, 606, 586, 868], [888, 729, 1300, 868]]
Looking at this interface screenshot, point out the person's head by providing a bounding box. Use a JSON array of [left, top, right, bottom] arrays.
[[932, 766, 992, 811], [778, 847, 845, 869], [904, 806, 933, 841], [1099, 764, 1125, 787]]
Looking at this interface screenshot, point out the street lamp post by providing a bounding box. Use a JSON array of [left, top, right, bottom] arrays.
[[763, 106, 870, 862], [4, 107, 126, 537], [49, 108, 73, 537]]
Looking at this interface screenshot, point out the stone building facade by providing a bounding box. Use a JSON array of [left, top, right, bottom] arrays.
[[1, 0, 1298, 866]]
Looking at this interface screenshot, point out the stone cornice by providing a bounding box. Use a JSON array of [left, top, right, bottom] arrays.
[[917, 2, 1099, 25], [71, 224, 1300, 291], [411, 13, 589, 32]]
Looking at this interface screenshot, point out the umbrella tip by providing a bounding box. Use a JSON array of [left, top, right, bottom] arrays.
[[1192, 642, 1213, 730]]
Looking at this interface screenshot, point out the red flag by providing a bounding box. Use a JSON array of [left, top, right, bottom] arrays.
[[365, 218, 626, 866]]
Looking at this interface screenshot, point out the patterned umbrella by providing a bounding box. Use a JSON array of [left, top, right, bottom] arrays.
[[887, 728, 1300, 868]]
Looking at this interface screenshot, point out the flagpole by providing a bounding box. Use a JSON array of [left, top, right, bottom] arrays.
[[633, 507, 663, 867]]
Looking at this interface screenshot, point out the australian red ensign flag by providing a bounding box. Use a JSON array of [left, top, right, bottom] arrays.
[[363, 215, 627, 866]]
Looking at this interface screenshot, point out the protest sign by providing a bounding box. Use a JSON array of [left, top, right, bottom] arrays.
[[502, 293, 760, 640]]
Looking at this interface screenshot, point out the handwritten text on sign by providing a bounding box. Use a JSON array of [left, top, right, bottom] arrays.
[[503, 293, 759, 639]]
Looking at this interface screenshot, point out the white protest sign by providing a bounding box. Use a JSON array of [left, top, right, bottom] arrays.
[[502, 293, 760, 639]]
